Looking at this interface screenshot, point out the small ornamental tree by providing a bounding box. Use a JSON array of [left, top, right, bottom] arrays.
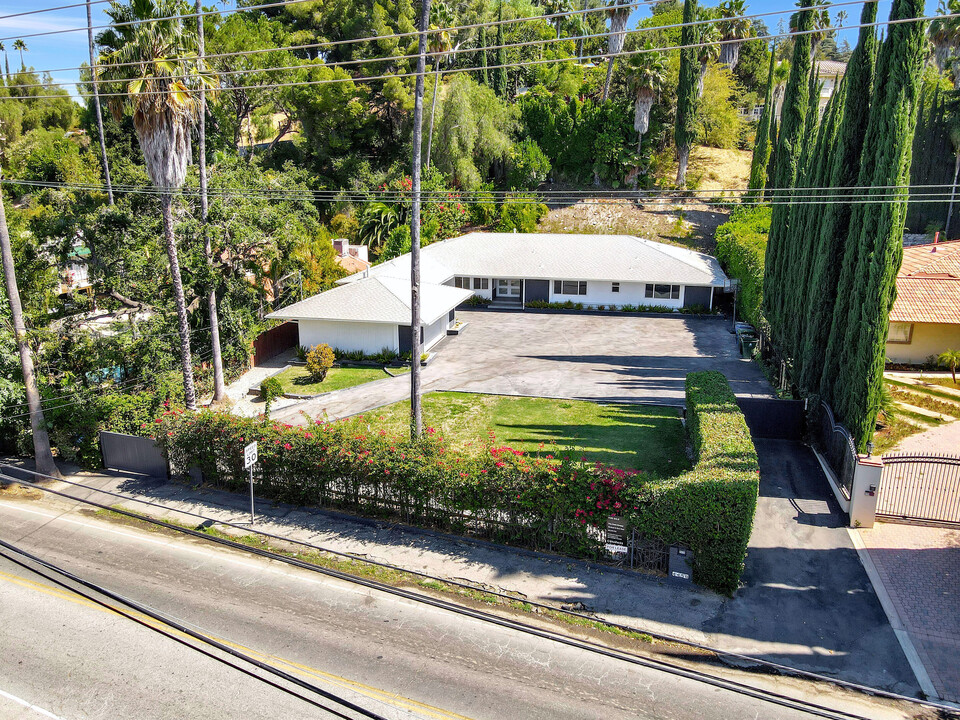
[[306, 344, 335, 382], [938, 349, 960, 383], [260, 376, 283, 418]]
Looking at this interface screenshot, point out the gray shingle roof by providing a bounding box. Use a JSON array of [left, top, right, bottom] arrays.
[[266, 276, 471, 324], [340, 232, 727, 286]]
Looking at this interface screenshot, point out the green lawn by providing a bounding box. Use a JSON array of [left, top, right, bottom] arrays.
[[371, 392, 690, 475], [271, 365, 408, 395]]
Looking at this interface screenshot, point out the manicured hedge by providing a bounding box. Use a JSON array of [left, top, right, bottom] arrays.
[[628, 371, 760, 594], [152, 372, 758, 594], [714, 205, 771, 328]]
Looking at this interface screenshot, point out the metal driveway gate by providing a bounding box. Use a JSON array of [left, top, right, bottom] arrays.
[[878, 453, 960, 525], [100, 431, 168, 478]]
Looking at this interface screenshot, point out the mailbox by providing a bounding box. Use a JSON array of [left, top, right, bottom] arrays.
[[668, 545, 694, 585]]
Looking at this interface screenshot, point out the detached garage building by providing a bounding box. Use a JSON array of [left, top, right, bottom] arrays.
[[341, 232, 728, 311], [266, 275, 471, 355]]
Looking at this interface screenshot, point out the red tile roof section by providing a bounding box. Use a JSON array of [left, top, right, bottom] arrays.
[[890, 240, 960, 325]]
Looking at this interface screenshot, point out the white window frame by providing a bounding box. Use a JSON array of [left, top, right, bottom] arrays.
[[553, 280, 587, 296], [645, 283, 680, 300]]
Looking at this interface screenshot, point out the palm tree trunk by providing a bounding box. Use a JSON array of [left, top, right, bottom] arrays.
[[410, 0, 432, 440], [945, 150, 960, 239], [87, 0, 113, 205], [0, 173, 59, 478], [602, 56, 616, 101], [161, 193, 198, 411], [196, 0, 225, 404], [425, 67, 441, 170]]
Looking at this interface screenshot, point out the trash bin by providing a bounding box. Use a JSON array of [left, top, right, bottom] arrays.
[[740, 335, 759, 358]]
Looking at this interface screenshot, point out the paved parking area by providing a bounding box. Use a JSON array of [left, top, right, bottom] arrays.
[[429, 309, 773, 405], [276, 309, 772, 422]]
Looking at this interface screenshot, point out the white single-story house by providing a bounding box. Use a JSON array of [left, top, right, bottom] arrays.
[[267, 232, 729, 354], [266, 275, 471, 355], [340, 232, 728, 311]]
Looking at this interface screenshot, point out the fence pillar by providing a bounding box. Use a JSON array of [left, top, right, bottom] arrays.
[[849, 456, 882, 529]]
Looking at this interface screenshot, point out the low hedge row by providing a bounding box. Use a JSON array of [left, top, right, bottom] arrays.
[[714, 205, 770, 328], [152, 371, 758, 594]]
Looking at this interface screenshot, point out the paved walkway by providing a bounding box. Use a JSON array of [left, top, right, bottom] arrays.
[[856, 522, 960, 702], [1, 440, 919, 695], [273, 310, 773, 424], [221, 349, 301, 418]]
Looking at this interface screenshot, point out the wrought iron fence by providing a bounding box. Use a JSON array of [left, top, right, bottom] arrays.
[[879, 453, 960, 525], [811, 401, 858, 499]]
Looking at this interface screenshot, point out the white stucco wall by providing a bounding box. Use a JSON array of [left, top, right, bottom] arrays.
[[423, 313, 450, 351], [298, 319, 398, 354], [547, 280, 684, 309], [445, 276, 493, 300]]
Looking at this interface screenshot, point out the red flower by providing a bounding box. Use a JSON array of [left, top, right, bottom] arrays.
[[283, 443, 293, 450]]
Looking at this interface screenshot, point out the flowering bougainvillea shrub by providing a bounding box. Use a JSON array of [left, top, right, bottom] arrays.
[[151, 371, 758, 594]]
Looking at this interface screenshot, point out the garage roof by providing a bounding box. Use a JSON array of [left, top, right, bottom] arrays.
[[266, 276, 472, 325], [339, 232, 727, 287]]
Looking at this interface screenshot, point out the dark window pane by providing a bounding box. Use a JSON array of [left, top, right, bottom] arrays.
[[645, 284, 653, 298], [554, 280, 561, 294], [579, 281, 587, 295], [672, 285, 680, 300], [612, 283, 619, 293]]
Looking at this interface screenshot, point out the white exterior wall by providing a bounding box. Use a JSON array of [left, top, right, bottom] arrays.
[[298, 319, 398, 354], [445, 276, 492, 300], [547, 280, 684, 309], [423, 313, 450, 351]]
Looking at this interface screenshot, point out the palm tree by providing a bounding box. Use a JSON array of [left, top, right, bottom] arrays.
[[601, 0, 632, 101], [0, 43, 6, 85], [99, 0, 217, 412], [937, 349, 960, 383], [696, 12, 721, 97], [87, 0, 114, 205], [717, 0, 751, 71], [425, 2, 454, 170], [194, 0, 226, 404], [0, 164, 60, 478], [13, 39, 27, 71], [626, 45, 666, 152], [542, 0, 573, 39]]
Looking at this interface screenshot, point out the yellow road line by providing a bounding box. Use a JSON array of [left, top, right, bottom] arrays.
[[0, 565, 475, 720]]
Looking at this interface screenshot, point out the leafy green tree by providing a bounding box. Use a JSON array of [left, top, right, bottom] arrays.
[[930, 0, 960, 72], [830, 0, 928, 447], [761, 0, 814, 345], [698, 64, 746, 148], [507, 139, 551, 189], [433, 73, 517, 188], [425, 2, 455, 170], [98, 0, 217, 411], [811, 1, 880, 400], [746, 44, 777, 198], [674, 0, 700, 186], [306, 343, 335, 381]]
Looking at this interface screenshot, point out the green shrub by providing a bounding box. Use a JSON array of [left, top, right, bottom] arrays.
[[715, 205, 771, 327], [152, 372, 757, 594], [469, 184, 499, 226], [495, 194, 548, 233], [463, 294, 491, 307], [295, 345, 310, 361], [305, 344, 335, 381], [507, 139, 552, 190], [260, 376, 284, 417]]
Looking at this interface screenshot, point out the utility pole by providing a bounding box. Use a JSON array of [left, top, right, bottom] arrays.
[[87, 0, 113, 204], [410, 0, 432, 440]]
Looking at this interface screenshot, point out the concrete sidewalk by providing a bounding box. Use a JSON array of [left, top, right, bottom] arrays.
[[1, 440, 919, 696]]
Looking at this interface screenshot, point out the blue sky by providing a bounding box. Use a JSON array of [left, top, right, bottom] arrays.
[[0, 0, 941, 100]]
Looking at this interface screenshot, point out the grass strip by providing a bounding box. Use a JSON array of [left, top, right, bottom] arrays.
[[886, 378, 960, 404]]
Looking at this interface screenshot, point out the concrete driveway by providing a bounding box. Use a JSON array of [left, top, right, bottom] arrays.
[[275, 309, 771, 423], [428, 309, 772, 405]]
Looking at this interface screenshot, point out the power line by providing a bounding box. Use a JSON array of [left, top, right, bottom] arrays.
[[5, 9, 953, 100], [0, 0, 113, 21], [5, 0, 859, 90]]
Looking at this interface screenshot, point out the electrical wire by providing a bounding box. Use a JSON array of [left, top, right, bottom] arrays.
[[0, 539, 390, 720], [4, 0, 860, 89], [5, 9, 954, 99]]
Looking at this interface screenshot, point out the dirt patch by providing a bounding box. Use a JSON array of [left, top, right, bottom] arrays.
[[536, 146, 750, 254]]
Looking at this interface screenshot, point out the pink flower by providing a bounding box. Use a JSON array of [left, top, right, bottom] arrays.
[[283, 443, 293, 450]]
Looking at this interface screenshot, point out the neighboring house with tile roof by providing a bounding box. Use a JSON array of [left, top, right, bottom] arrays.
[[886, 240, 960, 363], [267, 232, 729, 355], [331, 238, 372, 276]]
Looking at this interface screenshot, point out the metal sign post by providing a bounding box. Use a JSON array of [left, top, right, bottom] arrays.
[[243, 441, 258, 524]]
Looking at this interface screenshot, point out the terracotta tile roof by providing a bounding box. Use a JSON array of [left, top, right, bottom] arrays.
[[891, 240, 960, 324], [335, 255, 371, 275]]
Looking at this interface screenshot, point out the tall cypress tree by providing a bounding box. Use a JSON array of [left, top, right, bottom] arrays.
[[746, 45, 777, 200], [492, 1, 507, 97], [830, 0, 927, 447], [761, 0, 814, 344], [765, 113, 778, 196], [805, 1, 879, 399], [478, 26, 489, 86], [674, 0, 699, 187]]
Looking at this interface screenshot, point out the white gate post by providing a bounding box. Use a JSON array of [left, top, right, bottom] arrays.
[[849, 455, 882, 529]]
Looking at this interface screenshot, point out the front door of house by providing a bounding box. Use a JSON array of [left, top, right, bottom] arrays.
[[496, 279, 521, 300]]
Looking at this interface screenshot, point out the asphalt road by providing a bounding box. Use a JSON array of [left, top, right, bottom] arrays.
[[0, 499, 914, 720]]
